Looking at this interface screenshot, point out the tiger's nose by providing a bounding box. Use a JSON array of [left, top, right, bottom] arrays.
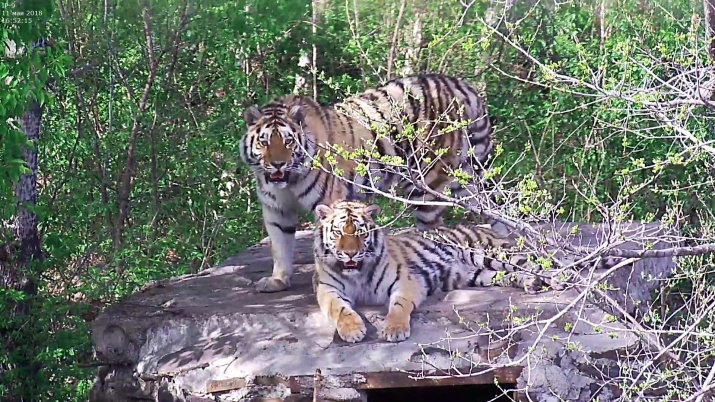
[[345, 250, 357, 258], [271, 161, 285, 169]]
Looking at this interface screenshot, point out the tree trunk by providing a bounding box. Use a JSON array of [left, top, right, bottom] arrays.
[[0, 96, 44, 402], [705, 0, 715, 61], [596, 0, 607, 52], [311, 0, 328, 99], [352, 0, 366, 86], [1, 99, 43, 304], [386, 0, 407, 80], [401, 1, 425, 77], [113, 6, 160, 250]]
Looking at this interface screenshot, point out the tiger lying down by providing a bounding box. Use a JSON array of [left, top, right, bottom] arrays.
[[313, 200, 624, 343]]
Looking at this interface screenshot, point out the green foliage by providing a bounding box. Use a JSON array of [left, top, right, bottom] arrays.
[[480, 0, 714, 222], [1, 0, 714, 399], [1, 0, 74, 399], [0, 0, 55, 222]]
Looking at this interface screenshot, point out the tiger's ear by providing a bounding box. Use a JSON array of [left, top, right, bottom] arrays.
[[315, 204, 333, 220], [288, 105, 305, 126], [243, 106, 262, 127], [365, 204, 381, 218]]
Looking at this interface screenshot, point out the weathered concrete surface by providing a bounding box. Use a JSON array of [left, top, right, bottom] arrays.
[[89, 222, 678, 402], [525, 221, 680, 319]]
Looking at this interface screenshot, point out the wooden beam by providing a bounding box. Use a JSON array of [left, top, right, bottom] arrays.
[[207, 375, 301, 394], [206, 367, 522, 394], [353, 368, 522, 390]]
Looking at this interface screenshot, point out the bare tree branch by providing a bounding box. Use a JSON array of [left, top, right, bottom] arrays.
[[113, 3, 189, 249], [604, 242, 715, 258]]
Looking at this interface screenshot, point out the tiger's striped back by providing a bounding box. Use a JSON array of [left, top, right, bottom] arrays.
[[335, 74, 492, 226]]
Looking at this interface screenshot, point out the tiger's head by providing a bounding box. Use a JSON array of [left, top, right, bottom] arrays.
[[239, 100, 313, 188], [314, 200, 383, 275]]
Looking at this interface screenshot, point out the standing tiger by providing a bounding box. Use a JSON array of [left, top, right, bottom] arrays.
[[313, 200, 626, 343], [239, 74, 493, 293]]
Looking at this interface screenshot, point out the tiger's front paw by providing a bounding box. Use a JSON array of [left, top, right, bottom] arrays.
[[255, 276, 290, 293], [380, 316, 411, 342], [336, 311, 367, 343]]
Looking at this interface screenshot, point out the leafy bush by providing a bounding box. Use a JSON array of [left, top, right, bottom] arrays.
[[1, 0, 713, 400]]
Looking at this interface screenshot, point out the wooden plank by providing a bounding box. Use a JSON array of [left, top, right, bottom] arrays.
[[207, 375, 301, 393], [186, 396, 216, 402], [353, 367, 523, 389], [283, 396, 312, 402], [206, 367, 522, 394], [207, 377, 246, 393]]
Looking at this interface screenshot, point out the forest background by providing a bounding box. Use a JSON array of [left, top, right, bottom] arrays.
[[2, 0, 715, 400]]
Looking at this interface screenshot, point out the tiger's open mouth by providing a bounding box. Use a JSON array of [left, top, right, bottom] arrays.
[[265, 171, 289, 183], [340, 260, 363, 271]]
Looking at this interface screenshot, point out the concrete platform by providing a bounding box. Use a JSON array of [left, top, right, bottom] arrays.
[[89, 222, 678, 402]]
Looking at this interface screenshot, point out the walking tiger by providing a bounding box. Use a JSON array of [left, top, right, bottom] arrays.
[[239, 74, 492, 293]]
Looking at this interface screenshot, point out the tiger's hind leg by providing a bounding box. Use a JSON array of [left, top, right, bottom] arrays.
[[413, 203, 446, 230], [541, 268, 580, 291], [447, 171, 513, 233], [471, 268, 544, 294], [403, 179, 448, 230]]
